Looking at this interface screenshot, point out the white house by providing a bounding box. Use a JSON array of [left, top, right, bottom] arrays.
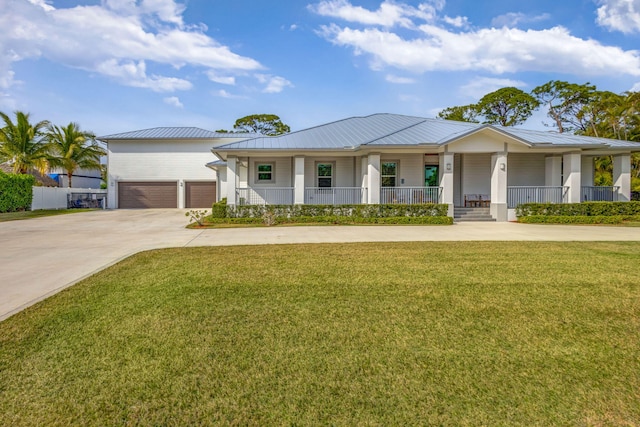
[[209, 114, 640, 222], [99, 128, 252, 209]]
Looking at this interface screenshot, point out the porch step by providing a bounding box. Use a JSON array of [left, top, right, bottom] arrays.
[[454, 207, 496, 222]]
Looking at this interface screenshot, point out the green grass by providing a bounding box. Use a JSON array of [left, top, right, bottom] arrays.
[[1, 242, 639, 426], [0, 209, 96, 222]]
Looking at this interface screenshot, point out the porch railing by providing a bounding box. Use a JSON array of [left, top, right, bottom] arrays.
[[236, 187, 294, 205], [581, 186, 619, 202], [305, 187, 367, 205], [507, 186, 568, 208], [381, 187, 442, 204]]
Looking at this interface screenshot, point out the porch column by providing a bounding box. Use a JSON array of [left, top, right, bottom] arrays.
[[361, 156, 369, 204], [563, 152, 582, 203], [367, 153, 381, 204], [490, 152, 508, 221], [227, 156, 238, 206], [439, 152, 454, 217], [613, 153, 631, 202], [545, 155, 562, 186], [581, 156, 594, 187], [294, 156, 305, 204]]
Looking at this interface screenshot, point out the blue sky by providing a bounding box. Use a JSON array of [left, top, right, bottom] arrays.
[[1, 0, 640, 136]]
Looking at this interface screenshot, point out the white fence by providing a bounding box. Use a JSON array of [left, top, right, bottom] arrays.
[[32, 187, 108, 210]]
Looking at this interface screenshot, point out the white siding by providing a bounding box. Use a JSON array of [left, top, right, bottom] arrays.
[[462, 153, 491, 196], [248, 158, 292, 187], [304, 157, 355, 187], [381, 154, 423, 186], [107, 139, 222, 208], [507, 154, 545, 186]]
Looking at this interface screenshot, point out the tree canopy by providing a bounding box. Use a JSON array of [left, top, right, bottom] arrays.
[[0, 111, 51, 174], [475, 87, 539, 127], [217, 114, 290, 136]]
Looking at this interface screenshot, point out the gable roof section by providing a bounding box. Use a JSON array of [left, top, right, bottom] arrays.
[[99, 127, 256, 141], [213, 113, 640, 152]]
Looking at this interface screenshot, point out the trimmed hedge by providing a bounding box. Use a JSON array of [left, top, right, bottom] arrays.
[[0, 171, 35, 213], [205, 215, 453, 226], [227, 203, 449, 218], [516, 201, 640, 217], [518, 215, 640, 224]]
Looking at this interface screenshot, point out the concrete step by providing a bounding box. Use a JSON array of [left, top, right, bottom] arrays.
[[454, 207, 495, 222]]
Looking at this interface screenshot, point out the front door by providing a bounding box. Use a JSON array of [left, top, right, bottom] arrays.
[[425, 165, 438, 187]]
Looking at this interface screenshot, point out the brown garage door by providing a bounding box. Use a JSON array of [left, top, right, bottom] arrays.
[[185, 181, 216, 208], [118, 182, 177, 208]]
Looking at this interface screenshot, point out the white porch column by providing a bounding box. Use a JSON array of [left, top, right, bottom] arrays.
[[439, 152, 454, 217], [490, 152, 508, 221], [361, 156, 369, 204], [581, 156, 594, 187], [545, 155, 562, 187], [227, 156, 238, 206], [563, 152, 582, 203], [367, 153, 381, 204], [178, 179, 185, 209], [613, 153, 631, 202], [294, 156, 305, 204]]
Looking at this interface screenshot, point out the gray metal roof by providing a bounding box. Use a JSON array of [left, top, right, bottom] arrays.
[[213, 113, 640, 151], [99, 127, 256, 141]]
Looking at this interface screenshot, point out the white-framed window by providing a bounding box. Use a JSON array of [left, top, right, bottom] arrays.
[[381, 161, 397, 187], [255, 163, 275, 183], [316, 162, 334, 188]]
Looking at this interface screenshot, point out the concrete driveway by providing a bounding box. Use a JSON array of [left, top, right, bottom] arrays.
[[1, 209, 640, 321]]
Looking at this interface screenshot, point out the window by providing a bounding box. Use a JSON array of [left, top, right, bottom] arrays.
[[381, 162, 397, 187], [256, 163, 274, 183], [317, 163, 333, 188]]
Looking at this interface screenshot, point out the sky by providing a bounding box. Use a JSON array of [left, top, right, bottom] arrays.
[[1, 0, 640, 136]]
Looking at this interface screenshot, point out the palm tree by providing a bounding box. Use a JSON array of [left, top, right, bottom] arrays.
[[46, 122, 105, 187], [0, 111, 51, 174]]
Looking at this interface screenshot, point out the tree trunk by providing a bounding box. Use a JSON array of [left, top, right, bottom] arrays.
[[67, 171, 73, 188]]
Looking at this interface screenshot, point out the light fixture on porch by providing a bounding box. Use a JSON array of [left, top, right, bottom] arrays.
[[446, 163, 451, 171], [500, 163, 506, 171]]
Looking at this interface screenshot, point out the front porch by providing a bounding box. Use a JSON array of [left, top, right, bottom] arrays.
[[221, 151, 633, 221]]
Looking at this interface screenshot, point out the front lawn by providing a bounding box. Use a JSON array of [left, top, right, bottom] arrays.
[[1, 242, 639, 425], [0, 208, 96, 222]]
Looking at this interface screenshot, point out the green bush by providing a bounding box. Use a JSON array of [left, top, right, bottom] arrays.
[[0, 171, 35, 213], [205, 215, 453, 226], [211, 198, 227, 218], [516, 201, 640, 218], [226, 203, 449, 219], [518, 215, 640, 224]]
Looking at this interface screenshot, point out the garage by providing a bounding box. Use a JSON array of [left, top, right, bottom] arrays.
[[118, 182, 177, 208], [185, 181, 216, 208]]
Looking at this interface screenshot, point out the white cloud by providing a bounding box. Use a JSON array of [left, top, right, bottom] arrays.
[[317, 22, 640, 77], [163, 96, 183, 108], [632, 82, 640, 91], [206, 71, 236, 85], [442, 15, 469, 28], [214, 89, 246, 99], [491, 12, 550, 28], [460, 77, 527, 99], [0, 0, 264, 95], [385, 74, 416, 84], [256, 74, 294, 93], [309, 0, 443, 29], [596, 0, 640, 33]]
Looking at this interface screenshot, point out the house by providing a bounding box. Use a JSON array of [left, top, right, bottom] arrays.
[[99, 128, 253, 209], [209, 113, 640, 222]]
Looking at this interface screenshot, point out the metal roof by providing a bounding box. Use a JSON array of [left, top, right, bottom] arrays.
[[213, 113, 640, 151], [98, 127, 256, 141]]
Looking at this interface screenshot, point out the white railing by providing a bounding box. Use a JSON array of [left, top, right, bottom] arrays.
[[380, 187, 442, 204], [507, 186, 567, 208], [581, 186, 619, 202], [304, 187, 367, 205], [236, 187, 294, 205]]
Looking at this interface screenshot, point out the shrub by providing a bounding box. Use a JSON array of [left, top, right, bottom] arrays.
[[518, 215, 640, 224], [0, 171, 35, 213], [226, 203, 449, 219], [211, 198, 227, 218], [516, 201, 640, 218], [204, 215, 453, 226]]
